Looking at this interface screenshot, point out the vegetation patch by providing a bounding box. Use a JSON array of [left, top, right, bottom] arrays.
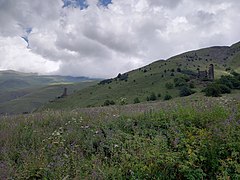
[[1, 100, 240, 179]]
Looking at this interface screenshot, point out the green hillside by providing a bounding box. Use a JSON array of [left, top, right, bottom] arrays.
[[42, 42, 240, 110], [0, 82, 97, 115]]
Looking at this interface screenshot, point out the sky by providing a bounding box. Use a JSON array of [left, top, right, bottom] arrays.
[[0, 0, 240, 78]]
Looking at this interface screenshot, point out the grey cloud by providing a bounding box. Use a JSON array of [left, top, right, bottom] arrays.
[[187, 11, 216, 27], [147, 0, 182, 8]]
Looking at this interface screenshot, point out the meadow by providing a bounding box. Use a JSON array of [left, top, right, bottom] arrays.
[[0, 94, 240, 179]]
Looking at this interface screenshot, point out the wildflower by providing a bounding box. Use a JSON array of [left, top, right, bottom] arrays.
[[114, 144, 119, 148], [56, 132, 60, 136]]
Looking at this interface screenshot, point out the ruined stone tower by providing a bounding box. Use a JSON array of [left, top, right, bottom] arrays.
[[61, 88, 67, 98], [208, 64, 214, 80]]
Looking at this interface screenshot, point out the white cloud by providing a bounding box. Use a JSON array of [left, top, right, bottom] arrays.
[[0, 0, 240, 78], [0, 36, 60, 73]]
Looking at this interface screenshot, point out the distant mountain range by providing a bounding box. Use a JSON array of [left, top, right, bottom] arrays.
[[0, 71, 100, 114], [0, 70, 98, 91]]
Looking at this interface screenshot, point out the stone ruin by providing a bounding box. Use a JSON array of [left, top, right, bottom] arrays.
[[58, 87, 67, 99], [197, 64, 214, 80]]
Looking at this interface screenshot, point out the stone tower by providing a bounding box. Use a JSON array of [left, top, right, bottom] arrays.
[[61, 88, 67, 97], [208, 64, 214, 80]]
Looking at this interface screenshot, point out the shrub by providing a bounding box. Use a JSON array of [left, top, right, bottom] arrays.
[[104, 100, 115, 106], [174, 77, 187, 87], [149, 92, 157, 101], [177, 68, 182, 72], [189, 82, 195, 88], [218, 84, 231, 94], [164, 94, 172, 100], [165, 82, 174, 89], [179, 86, 195, 97], [133, 97, 140, 104], [204, 84, 221, 97], [217, 75, 240, 89]]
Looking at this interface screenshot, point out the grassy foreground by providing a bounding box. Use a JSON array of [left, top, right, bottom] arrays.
[[0, 98, 240, 179]]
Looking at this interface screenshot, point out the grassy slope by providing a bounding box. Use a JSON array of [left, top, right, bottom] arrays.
[[1, 93, 239, 179], [0, 81, 97, 115], [43, 42, 240, 110]]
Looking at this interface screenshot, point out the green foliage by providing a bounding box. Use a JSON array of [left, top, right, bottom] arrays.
[[204, 74, 239, 97], [147, 92, 157, 101], [174, 77, 187, 87], [1, 101, 240, 179], [189, 82, 195, 88], [119, 97, 127, 105], [217, 75, 240, 89], [133, 97, 140, 104], [218, 84, 231, 94], [177, 67, 182, 72], [165, 82, 174, 89], [104, 100, 115, 106], [179, 86, 195, 97], [164, 94, 172, 100], [204, 84, 221, 97]]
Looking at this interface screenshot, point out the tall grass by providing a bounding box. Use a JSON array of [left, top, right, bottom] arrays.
[[0, 102, 240, 179]]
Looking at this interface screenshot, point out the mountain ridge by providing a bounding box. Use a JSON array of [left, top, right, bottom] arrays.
[[41, 41, 240, 111]]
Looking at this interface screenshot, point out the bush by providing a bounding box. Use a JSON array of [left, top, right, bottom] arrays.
[[218, 84, 231, 94], [177, 67, 182, 72], [179, 86, 195, 97], [165, 82, 174, 89], [174, 77, 187, 87], [133, 97, 140, 104], [164, 94, 172, 100], [217, 75, 240, 89], [149, 92, 157, 101], [189, 82, 195, 88], [104, 100, 115, 106], [204, 84, 221, 97]]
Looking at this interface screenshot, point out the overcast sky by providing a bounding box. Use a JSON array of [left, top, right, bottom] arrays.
[[0, 0, 240, 78]]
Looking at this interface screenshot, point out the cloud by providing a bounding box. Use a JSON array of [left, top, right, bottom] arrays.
[[0, 0, 240, 78], [0, 36, 60, 73]]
